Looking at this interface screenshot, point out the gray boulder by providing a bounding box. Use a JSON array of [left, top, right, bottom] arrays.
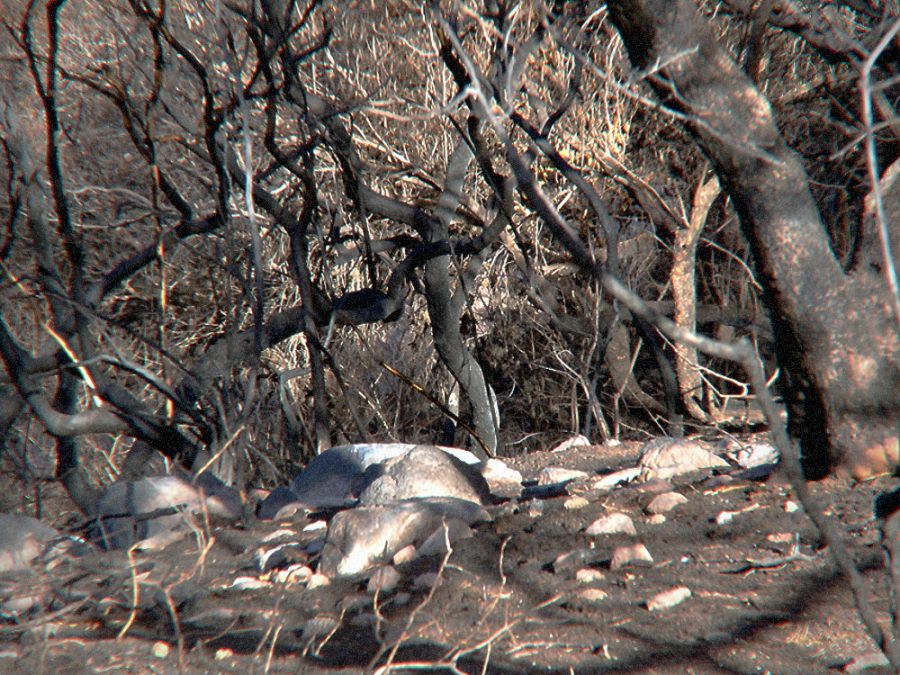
[[90, 473, 241, 550], [359, 445, 491, 506], [319, 497, 490, 578]]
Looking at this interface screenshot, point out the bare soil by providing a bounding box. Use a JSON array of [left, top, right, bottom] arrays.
[[1, 438, 896, 674]]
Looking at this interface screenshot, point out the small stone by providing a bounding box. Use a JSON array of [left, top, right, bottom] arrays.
[[715, 510, 736, 526], [579, 588, 608, 603], [272, 564, 312, 585], [261, 528, 299, 543], [647, 514, 667, 525], [591, 468, 641, 491], [610, 543, 653, 570], [152, 642, 170, 659], [413, 572, 440, 590], [391, 592, 411, 606], [307, 573, 330, 589], [214, 648, 233, 661], [767, 532, 794, 544], [575, 568, 605, 583], [586, 512, 637, 536], [646, 492, 687, 514], [784, 500, 801, 513], [537, 467, 589, 486], [647, 586, 691, 611], [549, 435, 592, 453], [392, 544, 417, 566], [527, 500, 545, 518], [564, 496, 590, 511], [367, 565, 402, 594], [303, 520, 327, 533], [229, 576, 268, 591]]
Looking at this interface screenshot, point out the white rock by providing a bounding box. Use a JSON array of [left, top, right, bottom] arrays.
[[647, 586, 691, 611], [610, 543, 654, 570], [579, 588, 608, 603], [480, 459, 523, 498], [537, 467, 589, 486], [647, 514, 667, 525], [784, 500, 801, 513], [646, 492, 688, 515], [307, 573, 330, 589], [716, 510, 736, 526], [229, 576, 268, 591], [575, 568, 605, 584], [638, 438, 728, 479], [550, 435, 592, 453], [271, 564, 313, 585], [585, 513, 637, 536], [591, 468, 641, 491]]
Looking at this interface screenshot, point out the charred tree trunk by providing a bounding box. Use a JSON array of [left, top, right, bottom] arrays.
[[606, 0, 899, 478]]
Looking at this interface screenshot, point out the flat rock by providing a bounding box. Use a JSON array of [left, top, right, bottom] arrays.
[[585, 512, 637, 536], [90, 474, 241, 550], [549, 435, 591, 453], [646, 491, 688, 514], [647, 586, 691, 611], [590, 468, 641, 491], [638, 438, 728, 479], [537, 467, 590, 486], [359, 445, 491, 506], [318, 497, 490, 578], [610, 543, 654, 570], [480, 459, 523, 499]]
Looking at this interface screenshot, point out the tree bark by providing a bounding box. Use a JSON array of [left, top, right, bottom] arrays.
[[606, 0, 899, 478]]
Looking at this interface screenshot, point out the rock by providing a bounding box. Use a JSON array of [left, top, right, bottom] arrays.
[[585, 512, 637, 536], [367, 565, 402, 593], [647, 586, 691, 611], [307, 573, 330, 589], [257, 487, 305, 520], [564, 496, 589, 511], [575, 568, 605, 584], [578, 588, 608, 603], [271, 564, 313, 584], [590, 468, 641, 491], [537, 467, 589, 486], [610, 543, 653, 570], [715, 510, 736, 526], [152, 642, 170, 659], [718, 440, 779, 469], [0, 514, 61, 573], [392, 544, 417, 566], [290, 443, 481, 510], [549, 435, 591, 453], [318, 497, 489, 578], [646, 491, 688, 514], [90, 474, 241, 550], [359, 445, 491, 506], [638, 438, 728, 479], [0, 514, 87, 617], [784, 500, 801, 513], [480, 459, 523, 499], [647, 514, 667, 525]]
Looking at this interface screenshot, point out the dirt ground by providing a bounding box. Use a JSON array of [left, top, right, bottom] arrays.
[[1, 437, 897, 674]]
